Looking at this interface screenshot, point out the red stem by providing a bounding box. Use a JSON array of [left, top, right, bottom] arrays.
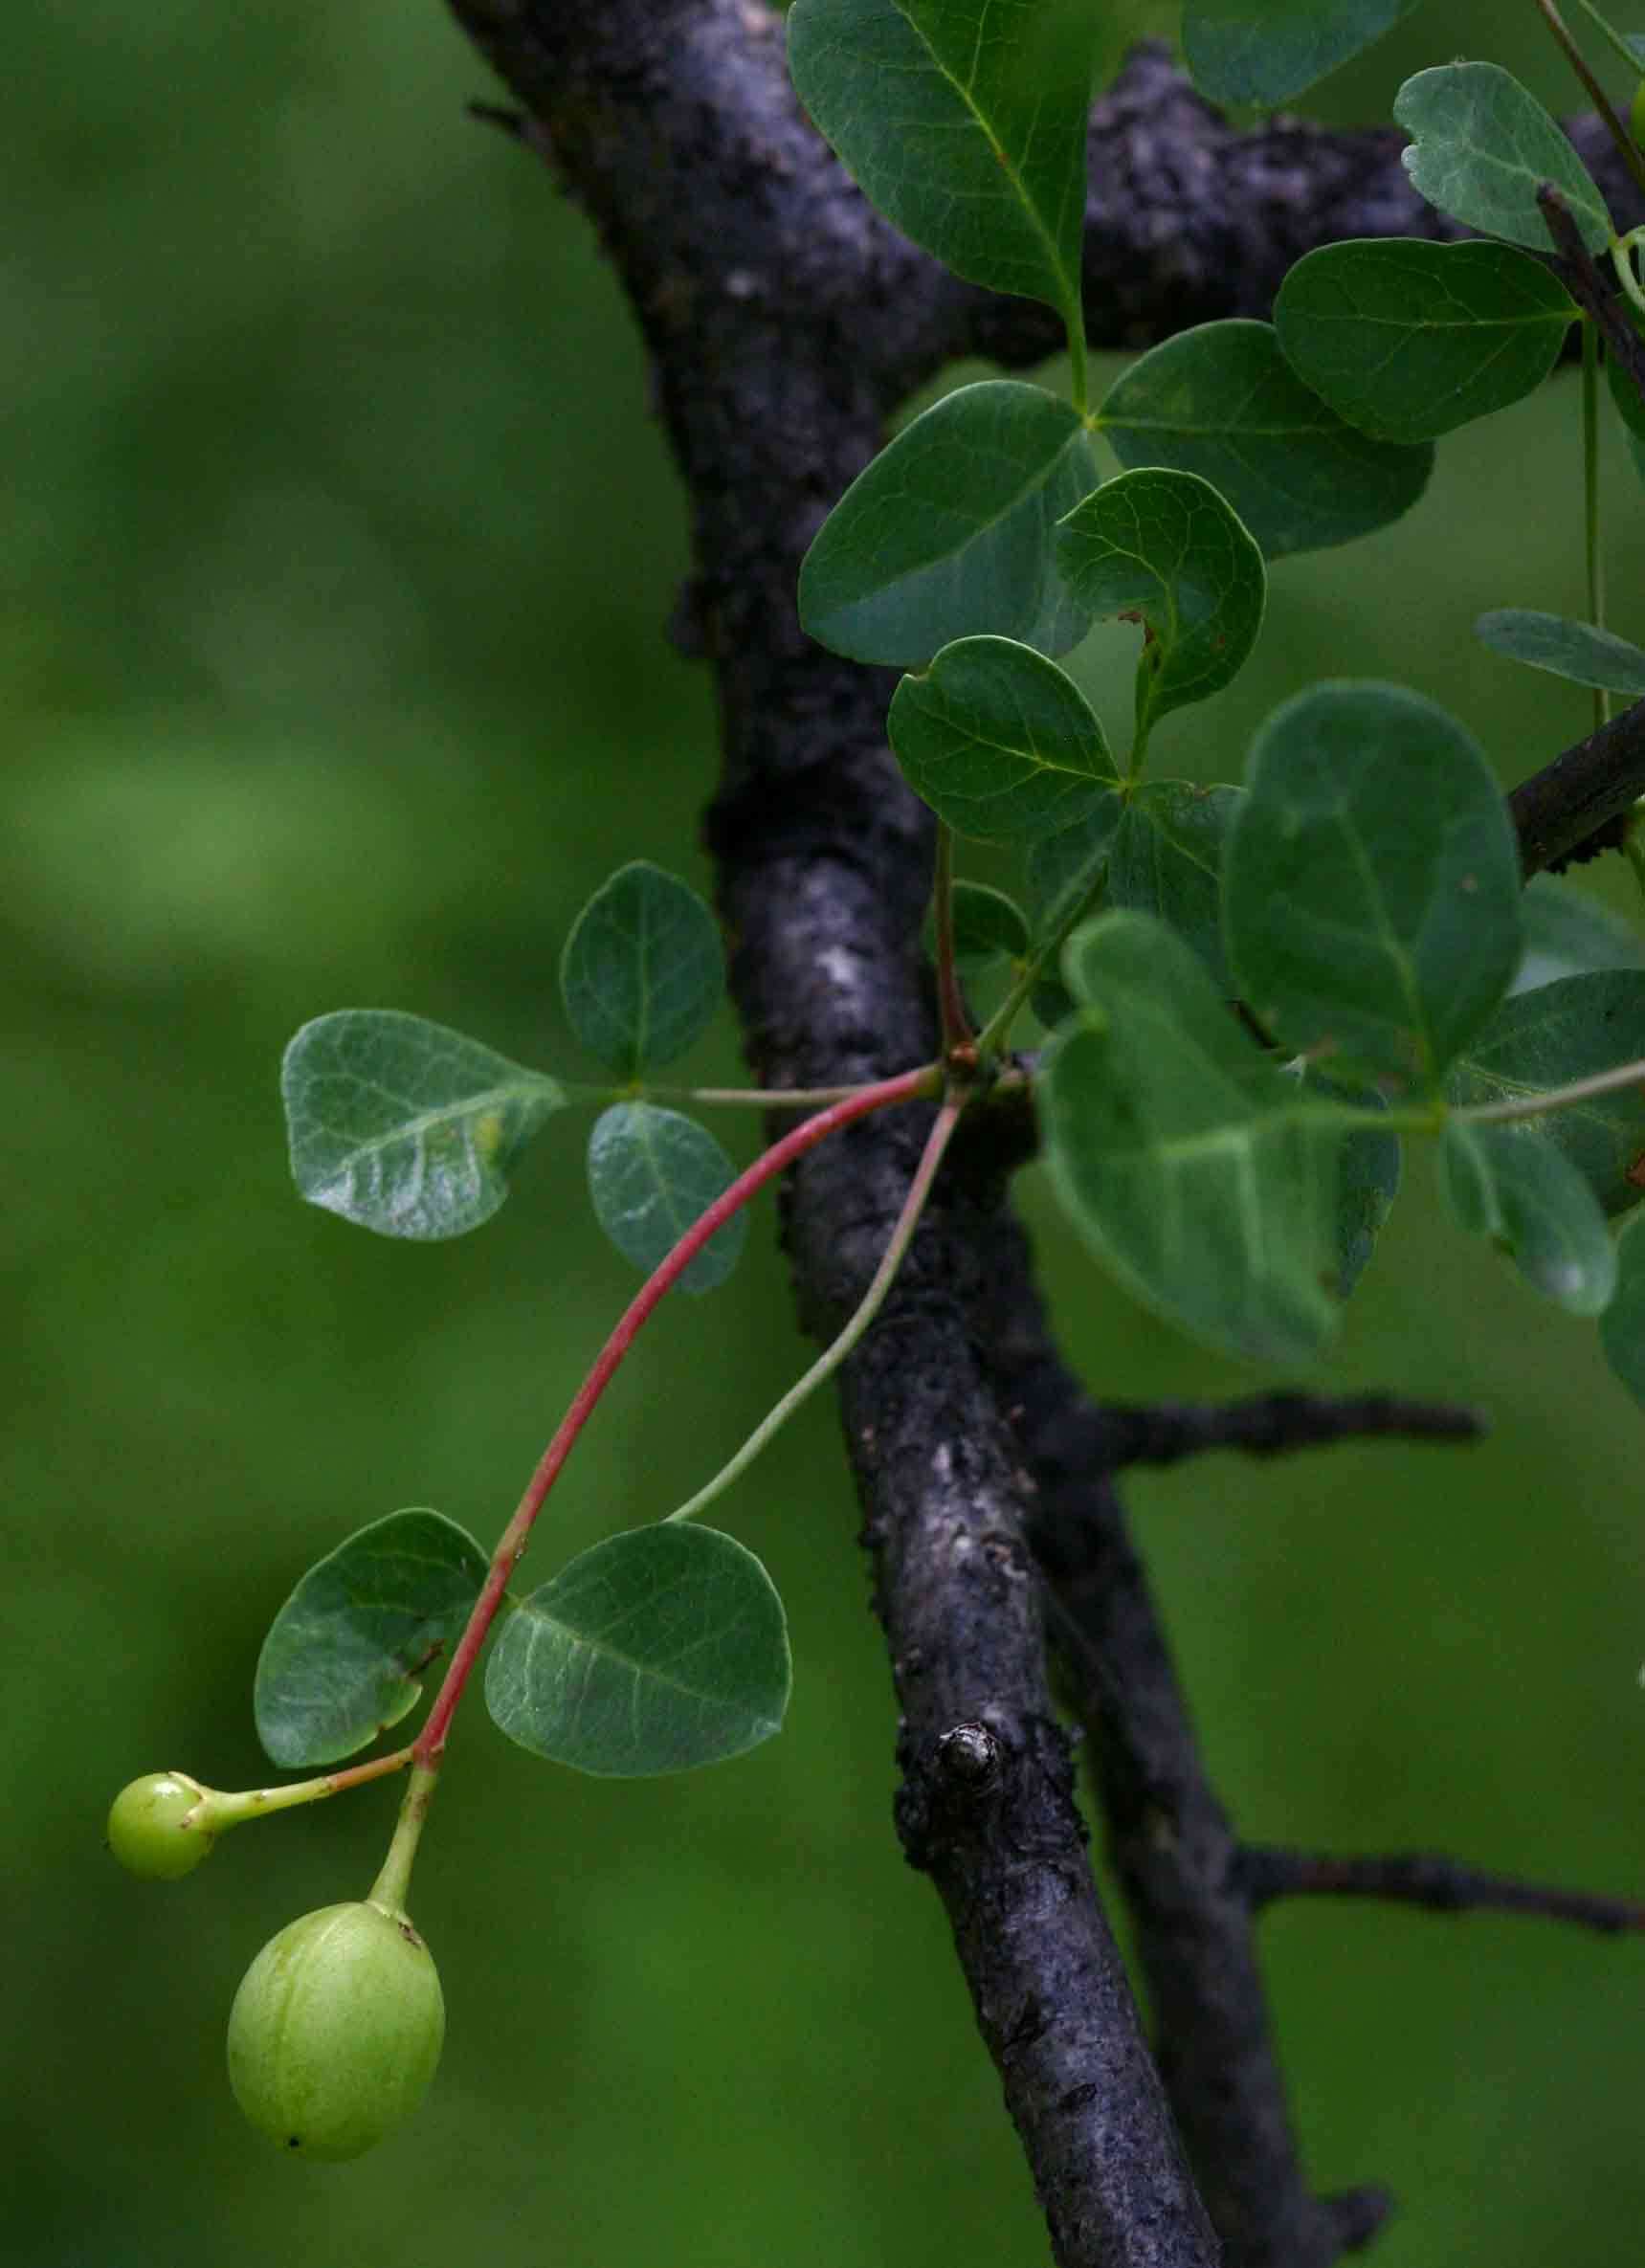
[[413, 1063, 938, 1762]]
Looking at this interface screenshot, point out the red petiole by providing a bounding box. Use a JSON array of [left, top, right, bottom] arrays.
[[412, 1061, 940, 1763]]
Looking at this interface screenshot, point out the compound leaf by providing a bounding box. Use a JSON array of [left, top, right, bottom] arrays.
[[1056, 468, 1265, 747], [255, 1509, 488, 1768], [800, 381, 1100, 665], [1439, 1119, 1617, 1314], [787, 0, 1094, 326], [1097, 321, 1432, 559], [559, 862, 723, 1078], [1446, 972, 1645, 1215], [1041, 909, 1350, 1365], [1275, 238, 1574, 444], [588, 1102, 747, 1293], [1395, 62, 1613, 256], [1224, 683, 1522, 1097], [888, 635, 1119, 842], [282, 1011, 565, 1240], [1183, 0, 1421, 106], [485, 1523, 791, 1776], [1476, 610, 1645, 699]]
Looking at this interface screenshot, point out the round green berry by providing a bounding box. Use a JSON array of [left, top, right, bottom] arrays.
[[106, 1771, 215, 1879], [226, 1901, 445, 2162]]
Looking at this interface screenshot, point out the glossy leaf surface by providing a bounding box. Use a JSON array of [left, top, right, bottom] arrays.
[[588, 1102, 747, 1293], [800, 381, 1100, 664], [1098, 322, 1432, 558], [1446, 973, 1645, 1214], [1042, 910, 1349, 1364], [888, 635, 1118, 842], [255, 1510, 488, 1768], [1183, 0, 1420, 106], [1275, 239, 1573, 443], [1056, 468, 1265, 745], [1476, 610, 1645, 698], [1395, 63, 1612, 256], [559, 862, 723, 1078], [787, 0, 1093, 322], [1225, 683, 1522, 1096], [485, 1523, 790, 1775], [1439, 1120, 1617, 1314], [282, 1011, 565, 1240]]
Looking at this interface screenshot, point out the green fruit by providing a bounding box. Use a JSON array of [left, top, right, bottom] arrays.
[[226, 1901, 445, 2161], [106, 1771, 215, 1879]]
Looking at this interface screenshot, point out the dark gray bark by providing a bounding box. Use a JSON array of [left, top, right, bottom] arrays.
[[442, 10, 1644, 2263]]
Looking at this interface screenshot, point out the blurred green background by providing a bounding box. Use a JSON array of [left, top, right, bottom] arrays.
[[8, 4, 1642, 2263]]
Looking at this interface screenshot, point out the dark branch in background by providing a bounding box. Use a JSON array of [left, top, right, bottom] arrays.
[[977, 1213, 1391, 2268], [439, 11, 1638, 2265], [1094, 1392, 1483, 1471], [1511, 695, 1645, 874], [1537, 182, 1645, 406], [1240, 1845, 1645, 1933]]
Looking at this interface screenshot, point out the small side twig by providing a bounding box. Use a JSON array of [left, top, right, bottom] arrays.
[[1511, 692, 1645, 875], [1240, 1844, 1645, 1935], [1537, 182, 1645, 408], [1090, 1392, 1484, 1472]]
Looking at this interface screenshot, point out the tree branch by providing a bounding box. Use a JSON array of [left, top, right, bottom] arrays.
[[1090, 1393, 1484, 1472], [439, 10, 1638, 2262], [1240, 1845, 1645, 1934], [1511, 696, 1645, 876], [974, 1211, 1376, 2268]]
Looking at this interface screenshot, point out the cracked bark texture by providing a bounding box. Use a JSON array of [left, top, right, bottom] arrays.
[[441, 8, 1642, 2263]]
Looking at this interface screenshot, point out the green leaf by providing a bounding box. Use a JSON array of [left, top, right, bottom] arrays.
[[485, 1523, 791, 1775], [588, 1102, 748, 1293], [1041, 910, 1350, 1365], [787, 0, 1094, 324], [944, 880, 1032, 970], [1438, 1119, 1617, 1314], [1512, 876, 1645, 996], [281, 1011, 565, 1240], [1224, 683, 1523, 1097], [1097, 321, 1433, 559], [1026, 791, 1123, 938], [1394, 63, 1614, 257], [1055, 469, 1265, 748], [254, 1510, 489, 1768], [1600, 1209, 1645, 1406], [888, 635, 1119, 843], [1475, 609, 1645, 698], [799, 382, 1100, 665], [1183, 0, 1421, 106], [1446, 973, 1645, 1214], [559, 862, 723, 1078], [1107, 781, 1242, 991], [1274, 239, 1574, 444]]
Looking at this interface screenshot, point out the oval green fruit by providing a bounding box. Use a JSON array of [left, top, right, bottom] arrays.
[[107, 1771, 215, 1879], [227, 1901, 445, 2161]]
